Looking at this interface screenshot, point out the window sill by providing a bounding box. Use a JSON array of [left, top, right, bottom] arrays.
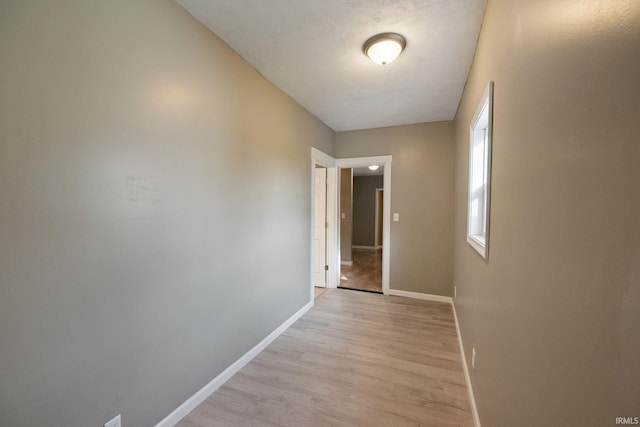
[[467, 235, 487, 258]]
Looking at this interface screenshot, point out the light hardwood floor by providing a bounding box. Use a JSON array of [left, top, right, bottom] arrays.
[[340, 248, 382, 293], [177, 289, 473, 427], [314, 286, 329, 299]]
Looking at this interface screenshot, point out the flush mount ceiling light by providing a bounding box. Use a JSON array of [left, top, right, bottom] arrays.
[[368, 165, 380, 171], [363, 32, 406, 65]]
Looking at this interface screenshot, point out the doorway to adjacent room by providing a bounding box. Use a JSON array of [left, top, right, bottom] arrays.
[[309, 149, 391, 298], [339, 166, 384, 293], [336, 155, 391, 295]]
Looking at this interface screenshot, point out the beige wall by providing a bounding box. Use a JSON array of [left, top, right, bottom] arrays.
[[340, 168, 353, 262], [453, 0, 640, 426], [336, 122, 455, 296], [0, 1, 334, 426], [352, 175, 384, 247]]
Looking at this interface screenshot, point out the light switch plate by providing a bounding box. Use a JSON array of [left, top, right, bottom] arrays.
[[393, 213, 399, 222]]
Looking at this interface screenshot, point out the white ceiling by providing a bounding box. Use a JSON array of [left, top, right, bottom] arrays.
[[177, 0, 487, 132]]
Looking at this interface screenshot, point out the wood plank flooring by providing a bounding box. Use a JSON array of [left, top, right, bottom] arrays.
[[314, 286, 329, 299], [340, 248, 382, 293], [177, 289, 473, 427]]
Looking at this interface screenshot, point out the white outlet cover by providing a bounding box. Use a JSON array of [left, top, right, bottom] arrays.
[[105, 414, 121, 427], [393, 213, 399, 222]]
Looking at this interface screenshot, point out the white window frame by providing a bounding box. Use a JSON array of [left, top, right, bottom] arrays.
[[467, 81, 494, 259]]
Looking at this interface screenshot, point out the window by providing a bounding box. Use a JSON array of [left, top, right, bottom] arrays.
[[467, 81, 494, 259]]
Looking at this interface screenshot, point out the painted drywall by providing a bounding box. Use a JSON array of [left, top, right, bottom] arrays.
[[335, 122, 455, 296], [452, 0, 640, 426], [0, 1, 334, 426], [376, 189, 383, 246], [340, 168, 353, 262], [352, 175, 383, 247]]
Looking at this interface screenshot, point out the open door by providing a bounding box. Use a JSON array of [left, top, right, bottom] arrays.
[[313, 166, 327, 287]]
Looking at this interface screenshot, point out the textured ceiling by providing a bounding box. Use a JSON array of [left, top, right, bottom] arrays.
[[176, 0, 487, 132]]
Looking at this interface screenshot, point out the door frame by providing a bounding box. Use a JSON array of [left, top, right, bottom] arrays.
[[336, 155, 392, 295], [310, 148, 338, 302]]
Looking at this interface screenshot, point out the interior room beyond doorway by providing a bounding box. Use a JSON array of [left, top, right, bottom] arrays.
[[339, 166, 384, 293]]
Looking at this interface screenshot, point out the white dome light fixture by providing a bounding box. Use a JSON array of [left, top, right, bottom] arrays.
[[363, 33, 406, 65], [368, 165, 380, 171]]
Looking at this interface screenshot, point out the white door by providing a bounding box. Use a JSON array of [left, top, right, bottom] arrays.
[[314, 167, 327, 287]]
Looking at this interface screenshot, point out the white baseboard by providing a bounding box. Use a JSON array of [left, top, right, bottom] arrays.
[[341, 260, 353, 266], [452, 301, 481, 427], [155, 301, 314, 427], [387, 289, 453, 304], [351, 245, 378, 250]]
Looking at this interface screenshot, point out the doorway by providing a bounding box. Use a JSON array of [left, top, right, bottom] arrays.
[[339, 166, 384, 293], [309, 149, 391, 299], [336, 155, 392, 295]]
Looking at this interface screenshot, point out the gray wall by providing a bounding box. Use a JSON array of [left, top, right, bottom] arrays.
[[0, 1, 334, 426], [340, 168, 353, 262], [336, 122, 455, 296], [352, 175, 383, 247], [453, 0, 640, 426]]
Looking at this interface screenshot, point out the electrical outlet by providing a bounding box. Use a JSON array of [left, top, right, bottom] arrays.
[[472, 348, 477, 371], [104, 414, 121, 427]]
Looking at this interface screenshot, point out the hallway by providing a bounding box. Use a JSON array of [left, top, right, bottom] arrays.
[[178, 289, 473, 426]]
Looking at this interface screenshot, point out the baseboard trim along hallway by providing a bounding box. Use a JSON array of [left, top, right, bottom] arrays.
[[388, 288, 453, 304], [452, 301, 482, 427], [155, 301, 314, 427]]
